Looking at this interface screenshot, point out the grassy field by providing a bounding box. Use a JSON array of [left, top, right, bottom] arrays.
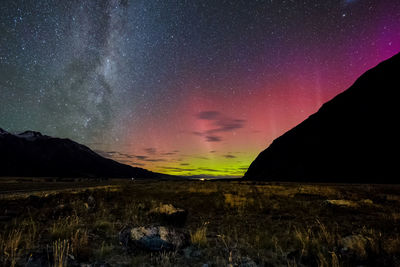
[[1, 179, 400, 266]]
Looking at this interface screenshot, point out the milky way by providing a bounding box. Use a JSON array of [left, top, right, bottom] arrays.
[[1, 0, 400, 177]]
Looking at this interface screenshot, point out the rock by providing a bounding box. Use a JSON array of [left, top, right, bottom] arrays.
[[53, 203, 73, 218], [341, 234, 368, 256], [84, 196, 96, 211], [26, 250, 52, 267], [192, 249, 202, 257], [119, 225, 188, 252], [183, 245, 202, 259], [88, 196, 96, 208], [149, 204, 188, 226], [184, 247, 192, 259], [239, 257, 258, 267], [323, 199, 358, 208], [360, 199, 373, 205], [80, 261, 111, 267]]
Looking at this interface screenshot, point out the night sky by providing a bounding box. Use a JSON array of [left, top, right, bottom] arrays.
[[1, 0, 400, 177]]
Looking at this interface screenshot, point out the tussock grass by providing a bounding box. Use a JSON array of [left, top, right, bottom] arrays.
[[53, 239, 70, 267], [0, 229, 22, 267], [1, 180, 400, 266], [70, 228, 90, 260], [51, 215, 81, 240], [190, 223, 208, 247]]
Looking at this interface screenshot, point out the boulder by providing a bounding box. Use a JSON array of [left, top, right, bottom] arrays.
[[323, 199, 358, 208], [84, 195, 96, 212], [341, 234, 369, 256], [53, 203, 73, 218], [183, 245, 203, 259], [119, 225, 188, 252], [148, 204, 188, 226]]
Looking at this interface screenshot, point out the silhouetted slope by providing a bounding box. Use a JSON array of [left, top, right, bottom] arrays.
[[0, 130, 168, 178], [244, 52, 400, 182]]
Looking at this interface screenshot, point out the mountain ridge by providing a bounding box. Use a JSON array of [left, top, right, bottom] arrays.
[[243, 52, 400, 182], [0, 128, 170, 179]]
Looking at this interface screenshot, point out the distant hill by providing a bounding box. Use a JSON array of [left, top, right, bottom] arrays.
[[243, 52, 400, 183], [0, 129, 169, 179]]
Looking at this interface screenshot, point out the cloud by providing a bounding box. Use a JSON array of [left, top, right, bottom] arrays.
[[135, 155, 148, 160], [94, 150, 154, 167], [198, 167, 222, 172], [126, 161, 145, 166], [196, 156, 209, 160], [162, 151, 178, 156], [93, 150, 111, 157], [206, 135, 222, 142], [161, 166, 197, 172], [196, 111, 220, 120], [223, 154, 236, 159], [94, 150, 135, 159], [194, 111, 246, 142], [144, 148, 156, 154], [210, 118, 245, 134], [135, 155, 165, 162], [143, 158, 166, 162], [192, 131, 203, 136]]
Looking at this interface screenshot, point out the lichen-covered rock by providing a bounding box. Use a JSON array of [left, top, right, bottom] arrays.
[[323, 199, 359, 208], [119, 226, 188, 252], [148, 204, 188, 226]]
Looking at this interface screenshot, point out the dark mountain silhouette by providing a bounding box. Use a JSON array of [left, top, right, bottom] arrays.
[[0, 129, 169, 179], [243, 52, 400, 183]]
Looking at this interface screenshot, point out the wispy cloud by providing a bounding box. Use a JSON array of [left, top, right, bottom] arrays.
[[196, 111, 220, 120], [144, 147, 156, 155], [143, 158, 166, 162], [161, 166, 197, 172], [209, 118, 245, 134], [193, 110, 246, 142], [206, 135, 222, 142], [162, 151, 178, 156], [135, 155, 148, 160]]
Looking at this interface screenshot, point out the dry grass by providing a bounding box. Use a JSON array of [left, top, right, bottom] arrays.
[[53, 239, 70, 267], [1, 179, 400, 266], [70, 228, 89, 259], [224, 193, 254, 210], [0, 229, 22, 267], [51, 215, 81, 240], [190, 223, 208, 247]]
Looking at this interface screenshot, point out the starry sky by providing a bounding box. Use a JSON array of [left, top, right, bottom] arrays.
[[1, 0, 400, 177]]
